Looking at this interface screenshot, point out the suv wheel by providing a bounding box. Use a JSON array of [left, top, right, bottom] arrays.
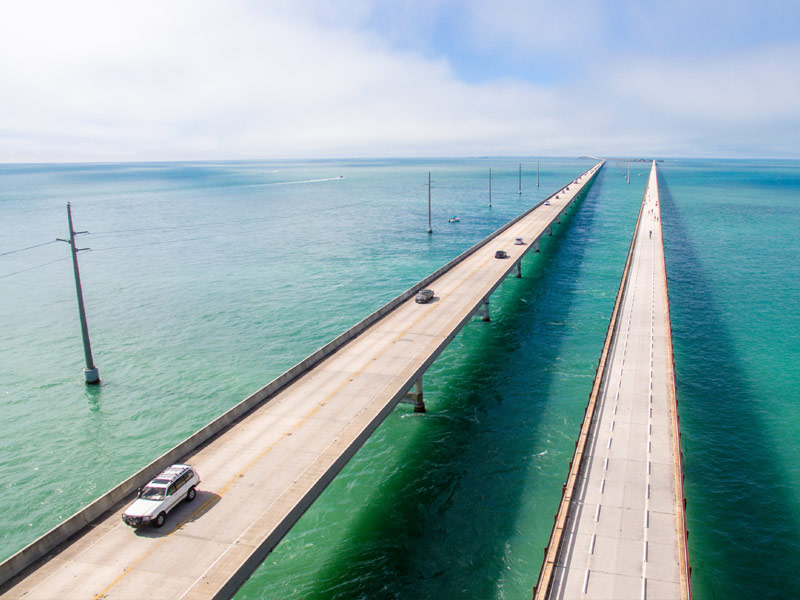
[[186, 486, 196, 502], [153, 512, 167, 528]]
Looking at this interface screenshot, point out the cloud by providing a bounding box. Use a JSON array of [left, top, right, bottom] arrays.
[[0, 0, 564, 160], [0, 0, 798, 161], [570, 42, 800, 156]]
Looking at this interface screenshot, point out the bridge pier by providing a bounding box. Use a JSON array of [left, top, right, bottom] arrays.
[[556, 214, 561, 224], [546, 225, 552, 236], [534, 239, 540, 252], [481, 299, 490, 322], [515, 261, 522, 278], [402, 377, 426, 413]]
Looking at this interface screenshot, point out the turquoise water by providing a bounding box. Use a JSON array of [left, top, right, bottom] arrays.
[[659, 160, 800, 599], [0, 158, 798, 598]]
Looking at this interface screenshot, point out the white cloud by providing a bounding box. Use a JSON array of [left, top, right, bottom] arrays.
[[570, 42, 800, 157], [0, 0, 798, 161], [0, 0, 565, 160]]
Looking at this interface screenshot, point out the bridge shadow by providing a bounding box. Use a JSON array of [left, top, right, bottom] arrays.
[[133, 490, 222, 538], [658, 170, 800, 599], [238, 169, 629, 599]]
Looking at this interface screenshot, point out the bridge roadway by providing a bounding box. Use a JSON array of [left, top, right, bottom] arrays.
[[533, 162, 690, 599], [1, 162, 603, 599]]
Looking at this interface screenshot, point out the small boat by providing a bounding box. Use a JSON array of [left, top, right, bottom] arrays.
[[448, 216, 460, 223]]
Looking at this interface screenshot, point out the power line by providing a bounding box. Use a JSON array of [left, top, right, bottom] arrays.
[[0, 240, 59, 257], [0, 256, 70, 279], [91, 193, 421, 252], [1, 181, 430, 270], [90, 188, 422, 239], [0, 189, 422, 262], [93, 234, 224, 252]]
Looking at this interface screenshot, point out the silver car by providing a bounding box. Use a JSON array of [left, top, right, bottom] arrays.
[[415, 289, 435, 303]]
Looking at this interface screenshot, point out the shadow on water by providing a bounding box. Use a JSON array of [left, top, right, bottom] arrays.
[[658, 170, 800, 599], [240, 170, 616, 599]]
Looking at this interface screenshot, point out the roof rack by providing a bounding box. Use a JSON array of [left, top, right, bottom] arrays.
[[153, 464, 190, 483]]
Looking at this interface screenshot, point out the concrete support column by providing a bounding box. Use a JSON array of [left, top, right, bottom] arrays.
[[515, 261, 522, 278], [556, 214, 561, 224], [83, 368, 100, 384], [412, 378, 425, 413], [546, 225, 552, 236], [481, 299, 490, 322], [403, 377, 426, 413], [534, 239, 540, 252]]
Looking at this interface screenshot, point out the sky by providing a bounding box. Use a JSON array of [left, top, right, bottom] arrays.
[[1, 0, 798, 162]]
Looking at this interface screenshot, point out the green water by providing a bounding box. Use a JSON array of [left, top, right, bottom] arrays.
[[1, 158, 798, 598], [233, 164, 637, 599], [659, 160, 800, 599]]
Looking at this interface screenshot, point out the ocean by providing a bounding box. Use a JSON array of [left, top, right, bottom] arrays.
[[0, 158, 797, 598]]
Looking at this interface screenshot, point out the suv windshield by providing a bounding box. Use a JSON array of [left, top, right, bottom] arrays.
[[140, 486, 166, 501]]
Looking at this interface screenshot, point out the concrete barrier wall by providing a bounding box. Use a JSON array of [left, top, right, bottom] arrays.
[[0, 162, 603, 588]]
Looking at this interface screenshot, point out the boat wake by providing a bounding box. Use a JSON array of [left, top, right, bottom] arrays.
[[271, 176, 344, 186]]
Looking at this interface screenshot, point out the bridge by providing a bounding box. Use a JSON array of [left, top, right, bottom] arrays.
[[0, 163, 603, 599], [533, 162, 690, 599]]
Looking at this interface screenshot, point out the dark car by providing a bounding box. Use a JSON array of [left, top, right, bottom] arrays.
[[415, 289, 435, 303], [494, 250, 508, 259]]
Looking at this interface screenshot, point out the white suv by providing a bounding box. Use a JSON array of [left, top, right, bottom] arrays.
[[122, 464, 200, 528]]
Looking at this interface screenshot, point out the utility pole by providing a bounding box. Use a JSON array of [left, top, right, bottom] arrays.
[[58, 203, 99, 384], [427, 172, 433, 234], [489, 168, 492, 207]]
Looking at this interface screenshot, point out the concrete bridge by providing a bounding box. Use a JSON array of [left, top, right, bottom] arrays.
[[533, 162, 690, 599], [0, 163, 603, 599]]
